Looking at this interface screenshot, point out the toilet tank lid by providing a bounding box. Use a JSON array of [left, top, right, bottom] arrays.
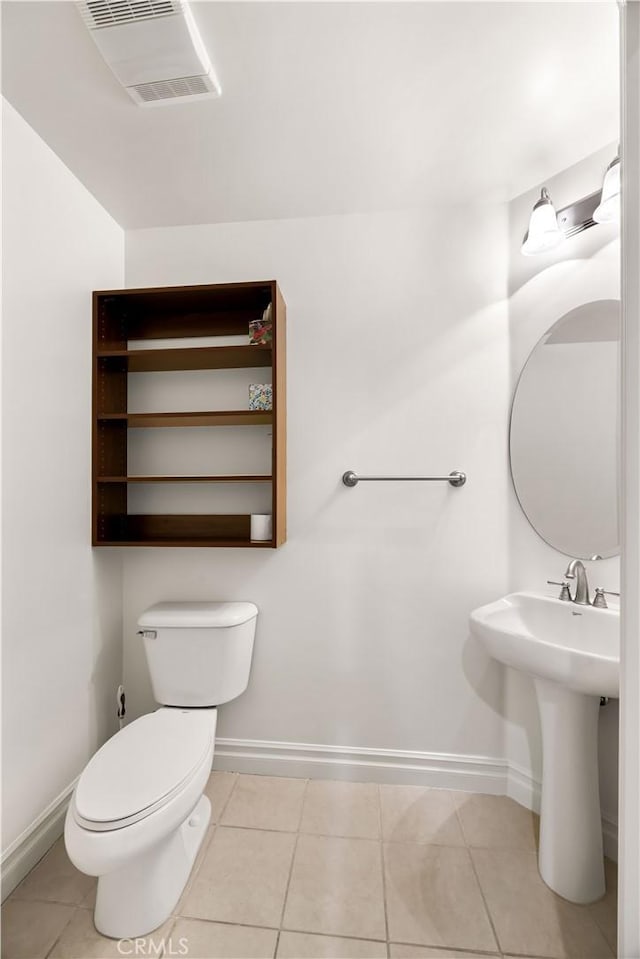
[[138, 601, 258, 629]]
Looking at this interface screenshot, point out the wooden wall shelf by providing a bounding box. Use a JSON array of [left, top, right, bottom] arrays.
[[98, 411, 273, 428], [97, 514, 275, 548], [92, 281, 286, 548], [97, 475, 272, 484], [97, 344, 271, 373]]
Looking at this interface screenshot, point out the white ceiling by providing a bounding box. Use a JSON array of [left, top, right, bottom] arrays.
[[1, 1, 619, 229]]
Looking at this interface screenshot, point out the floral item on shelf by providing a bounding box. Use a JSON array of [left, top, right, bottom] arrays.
[[249, 303, 272, 346], [249, 383, 273, 411]]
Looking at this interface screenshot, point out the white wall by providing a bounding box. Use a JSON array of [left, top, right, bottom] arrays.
[[123, 158, 621, 853], [507, 145, 621, 845], [1, 101, 124, 883], [123, 205, 512, 775]]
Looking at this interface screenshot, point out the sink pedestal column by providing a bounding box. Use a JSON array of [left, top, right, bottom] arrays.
[[534, 677, 605, 904]]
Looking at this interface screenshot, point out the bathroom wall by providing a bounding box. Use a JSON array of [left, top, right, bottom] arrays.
[[122, 204, 513, 782], [124, 155, 621, 854], [507, 143, 621, 849], [1, 101, 125, 892]]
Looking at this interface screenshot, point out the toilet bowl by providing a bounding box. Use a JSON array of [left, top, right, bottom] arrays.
[[65, 708, 216, 938], [65, 601, 258, 939]]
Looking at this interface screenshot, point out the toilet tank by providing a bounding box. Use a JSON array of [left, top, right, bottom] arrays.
[[137, 602, 258, 707]]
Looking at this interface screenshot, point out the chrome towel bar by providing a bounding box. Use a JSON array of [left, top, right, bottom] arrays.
[[342, 470, 467, 488]]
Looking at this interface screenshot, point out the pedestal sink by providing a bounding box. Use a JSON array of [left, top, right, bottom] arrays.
[[469, 591, 619, 904]]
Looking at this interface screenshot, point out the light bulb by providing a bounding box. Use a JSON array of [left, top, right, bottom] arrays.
[[521, 188, 563, 256], [593, 156, 620, 224]]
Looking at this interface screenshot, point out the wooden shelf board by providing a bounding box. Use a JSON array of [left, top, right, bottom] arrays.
[[97, 344, 271, 372], [97, 475, 272, 484], [94, 513, 274, 548], [98, 410, 272, 428], [95, 540, 275, 548], [99, 512, 246, 539]]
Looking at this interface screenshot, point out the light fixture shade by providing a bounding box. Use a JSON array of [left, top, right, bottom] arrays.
[[593, 156, 620, 224], [522, 188, 563, 256]]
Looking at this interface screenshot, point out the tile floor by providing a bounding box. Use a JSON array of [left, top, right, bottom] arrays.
[[2, 773, 617, 959]]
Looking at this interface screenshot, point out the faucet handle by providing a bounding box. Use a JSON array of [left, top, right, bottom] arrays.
[[593, 587, 620, 609], [547, 580, 572, 602]]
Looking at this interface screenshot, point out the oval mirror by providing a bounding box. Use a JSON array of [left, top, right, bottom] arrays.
[[510, 299, 620, 559]]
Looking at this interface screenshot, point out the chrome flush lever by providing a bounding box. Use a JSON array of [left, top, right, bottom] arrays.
[[547, 580, 572, 602]]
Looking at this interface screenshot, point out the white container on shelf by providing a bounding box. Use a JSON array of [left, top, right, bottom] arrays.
[[250, 514, 272, 541]]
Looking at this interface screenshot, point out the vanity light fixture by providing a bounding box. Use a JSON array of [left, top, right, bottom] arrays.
[[521, 188, 564, 256], [593, 154, 621, 223], [522, 151, 621, 256]]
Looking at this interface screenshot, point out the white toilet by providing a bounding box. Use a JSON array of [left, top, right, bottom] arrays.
[[65, 601, 258, 939]]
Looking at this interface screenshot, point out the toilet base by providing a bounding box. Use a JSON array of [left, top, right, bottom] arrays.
[[94, 794, 211, 939]]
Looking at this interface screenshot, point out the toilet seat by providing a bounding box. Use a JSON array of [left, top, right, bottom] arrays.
[[73, 708, 216, 832]]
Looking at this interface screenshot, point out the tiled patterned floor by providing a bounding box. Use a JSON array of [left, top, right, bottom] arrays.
[[2, 773, 617, 959]]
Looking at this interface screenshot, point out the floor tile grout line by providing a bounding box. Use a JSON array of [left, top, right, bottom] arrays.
[[585, 879, 618, 952], [273, 778, 309, 957], [375, 785, 391, 958], [182, 818, 504, 845], [217, 770, 241, 819], [501, 954, 594, 959], [293, 777, 310, 833], [168, 914, 390, 945], [42, 903, 78, 959], [203, 821, 406, 841], [296, 775, 313, 834], [466, 844, 503, 956], [587, 907, 618, 956], [275, 784, 307, 937], [160, 914, 178, 958], [390, 938, 502, 957], [279, 924, 388, 945], [453, 790, 472, 848], [175, 916, 282, 934], [8, 894, 95, 907]]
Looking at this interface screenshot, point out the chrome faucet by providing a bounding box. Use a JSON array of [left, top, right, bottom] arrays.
[[565, 559, 591, 605]]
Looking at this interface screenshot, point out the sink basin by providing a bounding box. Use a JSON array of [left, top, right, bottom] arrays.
[[469, 590, 620, 905], [470, 591, 619, 697]]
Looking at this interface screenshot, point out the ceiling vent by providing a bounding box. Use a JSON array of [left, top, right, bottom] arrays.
[[77, 0, 221, 106]]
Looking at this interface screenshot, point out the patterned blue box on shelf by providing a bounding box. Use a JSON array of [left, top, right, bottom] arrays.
[[249, 383, 273, 411]]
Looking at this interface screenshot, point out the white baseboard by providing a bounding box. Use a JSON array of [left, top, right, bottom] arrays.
[[214, 737, 509, 792], [1, 779, 77, 902], [214, 736, 618, 860], [2, 737, 617, 902], [506, 759, 542, 812]]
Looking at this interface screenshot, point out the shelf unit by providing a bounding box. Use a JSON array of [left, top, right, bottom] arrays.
[[93, 281, 286, 548]]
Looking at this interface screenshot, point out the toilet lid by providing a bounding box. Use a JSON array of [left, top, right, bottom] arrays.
[[74, 709, 215, 829]]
